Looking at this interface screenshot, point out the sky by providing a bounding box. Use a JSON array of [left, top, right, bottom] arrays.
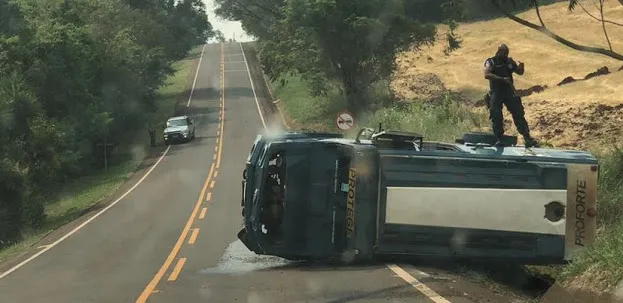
[[202, 0, 254, 42]]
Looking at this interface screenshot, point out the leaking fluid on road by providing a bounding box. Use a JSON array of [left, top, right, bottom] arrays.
[[199, 240, 294, 275]]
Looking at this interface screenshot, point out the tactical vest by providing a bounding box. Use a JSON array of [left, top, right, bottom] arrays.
[[485, 56, 515, 92]]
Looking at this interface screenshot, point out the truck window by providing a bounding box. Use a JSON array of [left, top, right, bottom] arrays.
[[259, 150, 286, 244], [257, 144, 269, 167], [247, 135, 262, 163], [331, 150, 352, 250], [336, 156, 351, 195]]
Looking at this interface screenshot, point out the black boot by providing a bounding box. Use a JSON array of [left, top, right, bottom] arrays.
[[524, 136, 539, 148]]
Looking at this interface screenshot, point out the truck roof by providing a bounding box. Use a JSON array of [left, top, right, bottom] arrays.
[[256, 131, 597, 164], [329, 137, 596, 163], [167, 115, 188, 121]]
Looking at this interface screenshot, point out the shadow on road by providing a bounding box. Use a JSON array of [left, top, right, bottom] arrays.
[[256, 255, 554, 299], [397, 256, 554, 299], [324, 284, 415, 303]]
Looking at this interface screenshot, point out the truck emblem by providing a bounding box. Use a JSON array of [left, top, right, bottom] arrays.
[[346, 168, 356, 238]]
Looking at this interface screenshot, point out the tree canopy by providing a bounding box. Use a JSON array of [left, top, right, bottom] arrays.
[[0, 0, 213, 245], [215, 0, 443, 115]]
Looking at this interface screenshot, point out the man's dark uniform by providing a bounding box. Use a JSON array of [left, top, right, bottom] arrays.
[[484, 46, 538, 147]]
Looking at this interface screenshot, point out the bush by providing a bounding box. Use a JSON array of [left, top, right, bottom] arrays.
[[272, 73, 488, 140], [364, 93, 488, 142]]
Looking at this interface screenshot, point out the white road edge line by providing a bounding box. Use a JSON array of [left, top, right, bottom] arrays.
[[187, 44, 207, 107], [0, 43, 208, 280], [237, 41, 450, 302], [238, 42, 267, 129]]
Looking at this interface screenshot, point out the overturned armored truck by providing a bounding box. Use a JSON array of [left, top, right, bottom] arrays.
[[237, 127, 598, 264]]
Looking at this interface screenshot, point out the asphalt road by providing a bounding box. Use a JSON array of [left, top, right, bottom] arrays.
[[0, 42, 534, 303]]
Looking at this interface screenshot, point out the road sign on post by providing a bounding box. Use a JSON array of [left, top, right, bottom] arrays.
[[336, 111, 355, 131]]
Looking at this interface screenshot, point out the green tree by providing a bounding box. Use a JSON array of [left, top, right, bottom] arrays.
[[215, 0, 439, 116], [214, 0, 285, 41], [213, 30, 226, 42], [0, 0, 214, 243], [287, 0, 438, 114]]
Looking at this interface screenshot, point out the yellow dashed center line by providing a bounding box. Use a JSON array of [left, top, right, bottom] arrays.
[[188, 228, 200, 244], [135, 43, 227, 302], [167, 258, 186, 281], [216, 43, 225, 170]]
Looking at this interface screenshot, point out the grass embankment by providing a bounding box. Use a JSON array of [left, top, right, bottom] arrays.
[[272, 75, 488, 141], [0, 46, 202, 262], [270, 71, 623, 294], [393, 1, 623, 150]]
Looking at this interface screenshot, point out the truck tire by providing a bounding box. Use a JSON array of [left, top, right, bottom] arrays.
[[461, 132, 517, 146]]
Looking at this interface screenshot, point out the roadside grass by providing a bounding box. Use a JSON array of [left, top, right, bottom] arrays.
[[271, 73, 488, 140], [0, 45, 202, 263], [270, 72, 623, 294], [364, 96, 489, 142], [272, 75, 346, 132], [556, 146, 623, 291]]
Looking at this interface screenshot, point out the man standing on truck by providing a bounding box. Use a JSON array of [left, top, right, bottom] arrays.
[[483, 44, 539, 148]]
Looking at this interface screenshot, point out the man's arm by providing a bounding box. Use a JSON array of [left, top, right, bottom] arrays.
[[483, 59, 510, 82], [516, 62, 524, 75], [510, 58, 524, 75]]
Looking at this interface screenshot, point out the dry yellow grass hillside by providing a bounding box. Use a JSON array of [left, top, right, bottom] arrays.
[[391, 1, 623, 149]]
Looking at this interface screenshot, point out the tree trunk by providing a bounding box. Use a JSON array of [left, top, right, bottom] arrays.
[[341, 71, 368, 120], [344, 86, 368, 120]]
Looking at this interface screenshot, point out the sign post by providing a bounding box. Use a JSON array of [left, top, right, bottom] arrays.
[[336, 111, 355, 131]]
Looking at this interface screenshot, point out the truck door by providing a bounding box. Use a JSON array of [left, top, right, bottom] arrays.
[[254, 142, 344, 259], [334, 145, 380, 262]]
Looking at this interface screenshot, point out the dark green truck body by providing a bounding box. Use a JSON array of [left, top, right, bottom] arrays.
[[237, 130, 598, 264]]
